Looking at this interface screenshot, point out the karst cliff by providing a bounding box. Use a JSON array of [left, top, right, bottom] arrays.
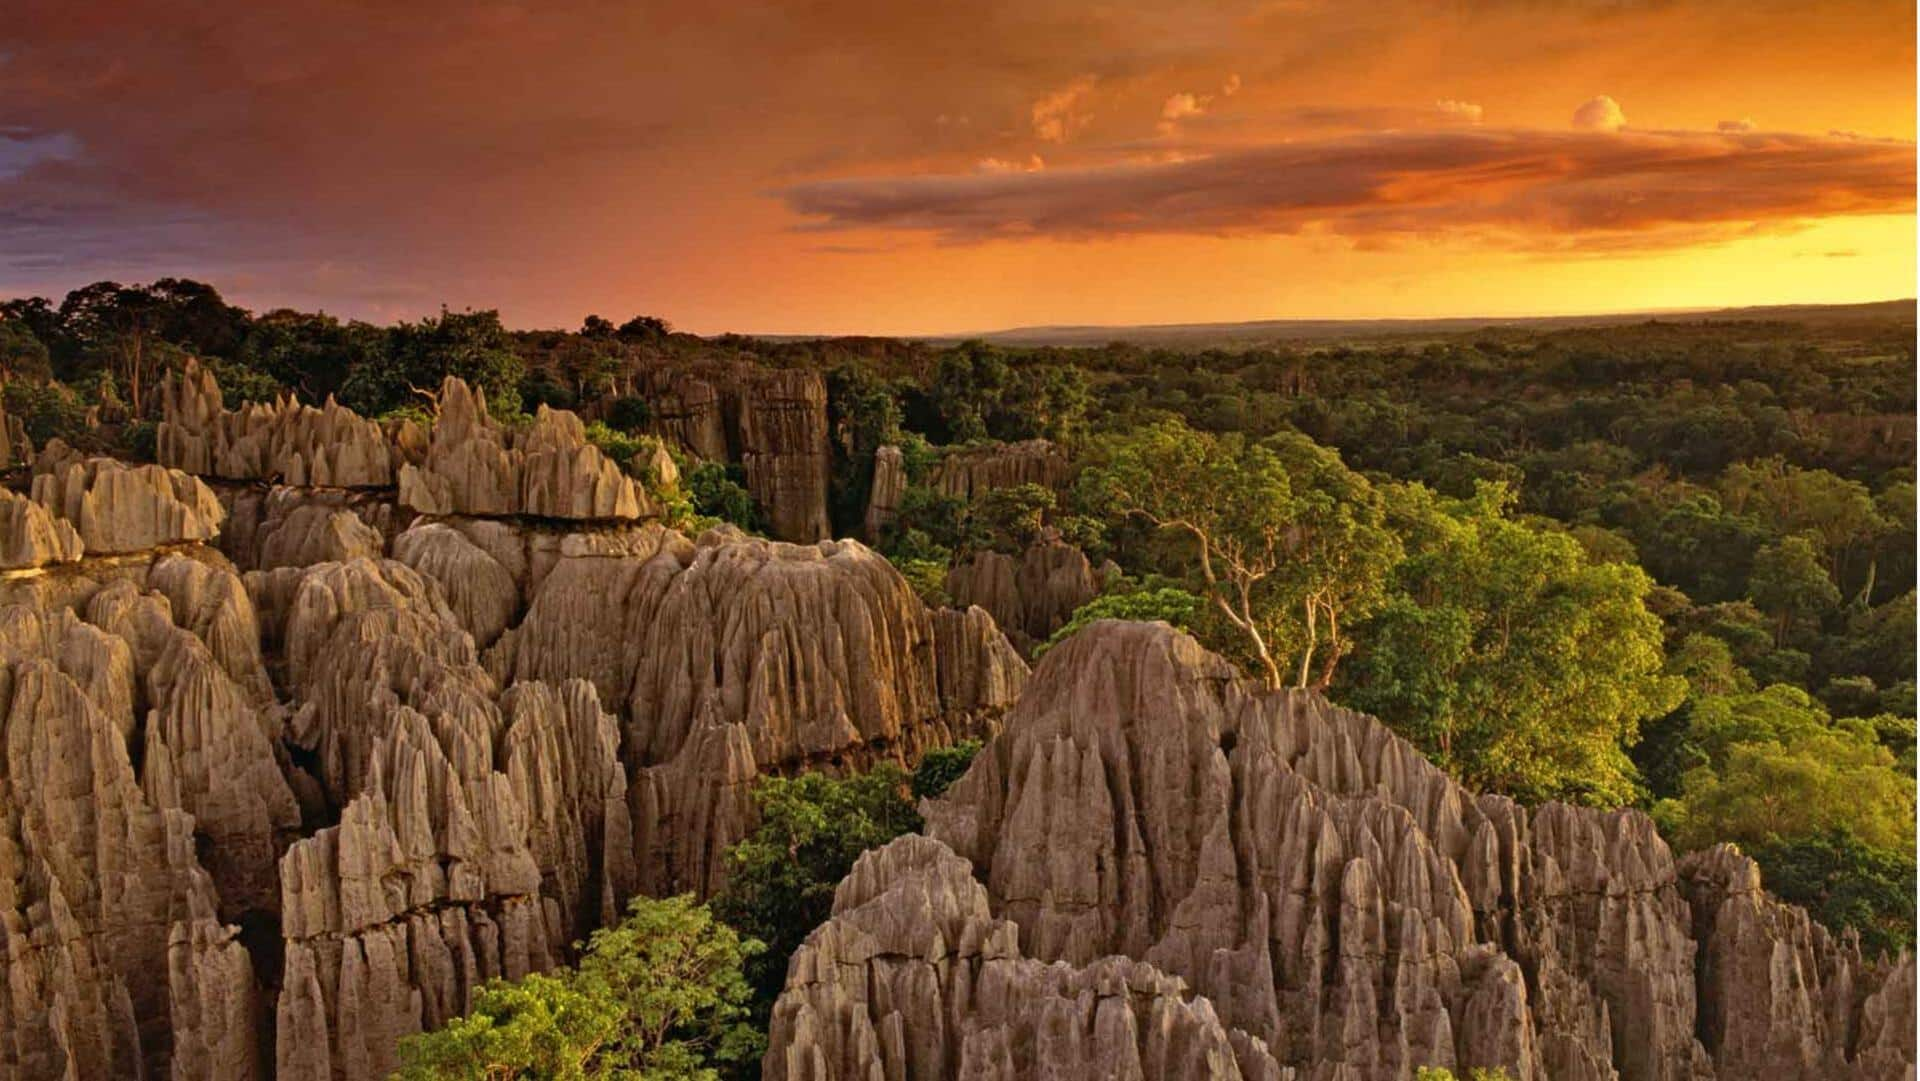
[[764, 621, 1917, 1081]]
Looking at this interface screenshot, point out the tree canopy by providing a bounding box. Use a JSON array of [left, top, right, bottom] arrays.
[[1341, 482, 1685, 806], [393, 894, 763, 1081]]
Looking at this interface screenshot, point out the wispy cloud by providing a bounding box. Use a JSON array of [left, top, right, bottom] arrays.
[[781, 127, 1915, 249]]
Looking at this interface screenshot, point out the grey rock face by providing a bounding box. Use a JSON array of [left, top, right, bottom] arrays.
[[0, 552, 275, 1081], [398, 377, 654, 520], [927, 438, 1070, 501], [639, 360, 833, 542], [31, 456, 225, 554], [157, 357, 397, 487], [768, 620, 1916, 1081], [0, 486, 82, 569], [767, 834, 1294, 1081], [863, 443, 906, 542], [218, 485, 398, 572], [945, 538, 1100, 654], [489, 528, 1023, 895]]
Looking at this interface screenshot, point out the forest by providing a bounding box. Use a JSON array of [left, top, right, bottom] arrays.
[[1, 279, 1913, 1074]]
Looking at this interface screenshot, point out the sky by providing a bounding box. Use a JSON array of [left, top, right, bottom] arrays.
[[1, 1, 1914, 335]]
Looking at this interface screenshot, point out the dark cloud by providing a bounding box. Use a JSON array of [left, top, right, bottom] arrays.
[[780, 128, 1915, 248]]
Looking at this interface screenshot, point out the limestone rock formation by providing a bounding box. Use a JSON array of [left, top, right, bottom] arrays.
[[489, 528, 1022, 895], [766, 620, 1917, 1081], [863, 443, 906, 541], [28, 435, 85, 477], [391, 520, 524, 648], [398, 377, 653, 520], [927, 438, 1070, 501], [263, 554, 602, 1080], [219, 485, 400, 572], [31, 456, 225, 555], [639, 360, 832, 542], [930, 604, 1028, 729], [945, 538, 1101, 654], [0, 570, 270, 1081], [0, 486, 83, 569], [0, 403, 28, 470], [158, 357, 397, 487], [766, 834, 1293, 1081]]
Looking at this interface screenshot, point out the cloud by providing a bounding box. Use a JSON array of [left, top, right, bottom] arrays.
[[780, 127, 1915, 249], [1221, 73, 1241, 96], [0, 129, 79, 180], [1032, 76, 1098, 143], [1274, 102, 1489, 131], [1161, 92, 1205, 122], [975, 155, 1046, 173], [1718, 117, 1756, 133], [1571, 95, 1627, 132]]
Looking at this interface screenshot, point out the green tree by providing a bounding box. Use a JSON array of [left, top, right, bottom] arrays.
[[1075, 419, 1296, 687], [343, 308, 526, 419], [1343, 482, 1684, 806], [2, 380, 91, 446], [885, 486, 971, 557], [971, 482, 1055, 553], [393, 895, 763, 1081], [712, 766, 921, 1009], [0, 319, 51, 382], [1749, 534, 1840, 644], [1035, 588, 1206, 659], [1748, 828, 1916, 957], [1721, 458, 1887, 586], [687, 462, 761, 533], [393, 972, 619, 1081], [913, 740, 982, 800], [57, 280, 168, 416], [1259, 432, 1402, 688], [571, 895, 764, 1077], [1657, 726, 1913, 853]]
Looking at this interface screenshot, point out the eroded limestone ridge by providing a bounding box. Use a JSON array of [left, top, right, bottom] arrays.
[[397, 377, 654, 520], [3, 454, 223, 571], [0, 392, 1027, 1080], [156, 358, 652, 522], [927, 438, 1071, 502], [157, 356, 403, 488], [767, 620, 1917, 1081]]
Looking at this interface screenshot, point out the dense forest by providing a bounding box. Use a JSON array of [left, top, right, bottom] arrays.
[[2, 280, 1914, 1066]]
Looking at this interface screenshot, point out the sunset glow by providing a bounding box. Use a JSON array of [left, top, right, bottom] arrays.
[[3, 1, 1913, 333]]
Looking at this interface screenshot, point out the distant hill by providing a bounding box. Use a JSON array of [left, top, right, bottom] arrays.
[[916, 299, 1916, 350]]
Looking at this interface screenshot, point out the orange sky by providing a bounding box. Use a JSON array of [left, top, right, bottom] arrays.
[[1, 1, 1913, 334]]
